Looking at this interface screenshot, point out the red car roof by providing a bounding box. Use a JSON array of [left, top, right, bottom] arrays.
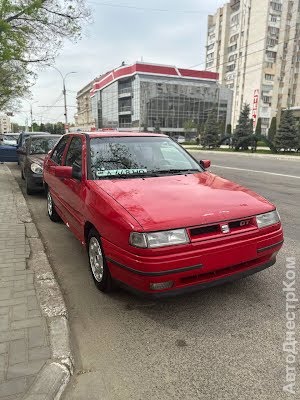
[[82, 131, 167, 138]]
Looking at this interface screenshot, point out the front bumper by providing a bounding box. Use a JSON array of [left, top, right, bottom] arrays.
[[115, 256, 277, 298], [26, 173, 44, 190], [103, 224, 283, 297]]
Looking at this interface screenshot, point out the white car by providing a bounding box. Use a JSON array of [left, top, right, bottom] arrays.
[[0, 134, 20, 146], [174, 135, 185, 144]]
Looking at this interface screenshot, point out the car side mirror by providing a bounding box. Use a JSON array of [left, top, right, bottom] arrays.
[[54, 166, 72, 179], [72, 164, 82, 180], [200, 160, 211, 169]]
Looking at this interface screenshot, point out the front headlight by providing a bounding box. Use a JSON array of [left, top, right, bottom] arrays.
[[256, 210, 280, 228], [130, 229, 189, 248], [30, 163, 43, 174]]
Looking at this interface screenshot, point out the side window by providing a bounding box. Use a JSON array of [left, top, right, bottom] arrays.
[[51, 136, 69, 165], [64, 137, 82, 168]]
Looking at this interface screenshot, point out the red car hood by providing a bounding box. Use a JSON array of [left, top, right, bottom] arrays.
[[92, 172, 275, 231]]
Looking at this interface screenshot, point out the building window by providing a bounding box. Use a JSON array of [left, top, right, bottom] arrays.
[[266, 51, 277, 60], [261, 118, 270, 125], [270, 14, 278, 22], [265, 62, 274, 68], [268, 26, 280, 36], [231, 14, 239, 26], [206, 61, 213, 68], [228, 44, 237, 53], [228, 54, 237, 62], [207, 52, 214, 60], [227, 64, 236, 72], [230, 33, 239, 43], [270, 2, 282, 12], [265, 74, 274, 81], [267, 38, 278, 47], [207, 43, 214, 51], [263, 96, 272, 103]]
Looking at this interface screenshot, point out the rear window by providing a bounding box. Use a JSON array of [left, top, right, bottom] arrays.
[[30, 137, 60, 154]]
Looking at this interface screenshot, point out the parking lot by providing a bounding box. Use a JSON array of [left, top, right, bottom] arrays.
[[7, 152, 300, 400]]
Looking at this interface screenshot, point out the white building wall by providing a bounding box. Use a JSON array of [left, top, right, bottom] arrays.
[[0, 114, 11, 134], [206, 0, 300, 134]]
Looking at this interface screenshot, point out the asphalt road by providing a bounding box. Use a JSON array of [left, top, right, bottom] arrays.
[[7, 152, 300, 400]]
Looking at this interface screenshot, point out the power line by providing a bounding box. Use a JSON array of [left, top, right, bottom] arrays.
[[87, 1, 205, 14]]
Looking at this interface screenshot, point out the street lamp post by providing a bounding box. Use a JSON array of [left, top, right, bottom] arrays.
[[23, 99, 38, 132], [50, 66, 77, 131]]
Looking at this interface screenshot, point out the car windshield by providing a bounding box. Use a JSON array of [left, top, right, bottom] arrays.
[[89, 136, 202, 179], [30, 137, 59, 154], [4, 135, 18, 141]]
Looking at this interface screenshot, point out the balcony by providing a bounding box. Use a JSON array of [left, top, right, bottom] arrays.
[[119, 105, 132, 115], [118, 87, 132, 98]]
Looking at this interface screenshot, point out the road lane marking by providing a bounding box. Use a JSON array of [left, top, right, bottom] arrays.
[[212, 165, 300, 179]]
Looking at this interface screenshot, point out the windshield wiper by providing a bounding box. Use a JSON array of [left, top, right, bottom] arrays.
[[153, 169, 200, 174], [98, 172, 160, 179]]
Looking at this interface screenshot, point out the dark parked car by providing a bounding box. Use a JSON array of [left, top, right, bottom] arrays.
[[20, 135, 61, 194], [17, 131, 49, 168]]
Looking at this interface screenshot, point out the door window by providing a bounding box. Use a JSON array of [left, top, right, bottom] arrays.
[[51, 136, 69, 165], [64, 137, 82, 168]]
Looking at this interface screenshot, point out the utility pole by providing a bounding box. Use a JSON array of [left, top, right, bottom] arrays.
[[50, 66, 77, 133], [30, 104, 33, 132], [63, 80, 68, 126]]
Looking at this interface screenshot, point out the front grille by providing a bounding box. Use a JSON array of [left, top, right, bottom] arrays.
[[188, 217, 256, 241], [190, 225, 219, 236]]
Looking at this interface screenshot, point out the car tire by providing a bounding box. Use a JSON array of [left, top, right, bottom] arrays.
[[47, 189, 61, 222], [88, 229, 113, 293], [25, 178, 35, 195]]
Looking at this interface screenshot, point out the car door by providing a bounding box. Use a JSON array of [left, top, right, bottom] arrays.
[[45, 135, 70, 218], [59, 135, 85, 241]]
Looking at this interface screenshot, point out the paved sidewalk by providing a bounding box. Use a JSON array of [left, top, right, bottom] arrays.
[[0, 165, 72, 400]]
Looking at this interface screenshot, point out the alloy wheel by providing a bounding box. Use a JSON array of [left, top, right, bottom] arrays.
[[89, 237, 104, 282]]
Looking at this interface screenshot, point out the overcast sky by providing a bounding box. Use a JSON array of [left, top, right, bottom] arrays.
[[14, 0, 225, 126]]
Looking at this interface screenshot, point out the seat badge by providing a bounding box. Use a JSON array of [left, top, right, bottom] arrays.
[[221, 224, 230, 234]]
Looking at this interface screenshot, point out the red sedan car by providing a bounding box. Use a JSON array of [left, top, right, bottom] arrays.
[[43, 132, 283, 297]]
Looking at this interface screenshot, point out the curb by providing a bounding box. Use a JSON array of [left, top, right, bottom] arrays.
[[6, 166, 73, 400], [183, 147, 300, 161]]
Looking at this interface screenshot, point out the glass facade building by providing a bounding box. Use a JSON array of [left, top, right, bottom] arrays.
[[91, 63, 232, 134]]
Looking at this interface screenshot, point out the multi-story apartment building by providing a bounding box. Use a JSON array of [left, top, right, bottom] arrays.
[[90, 62, 233, 134], [206, 0, 300, 134], [0, 114, 11, 134]]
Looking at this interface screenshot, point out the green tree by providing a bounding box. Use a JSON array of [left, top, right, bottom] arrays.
[[274, 109, 298, 151], [268, 117, 277, 143], [226, 123, 232, 136], [183, 119, 197, 141], [0, 62, 30, 110], [39, 123, 46, 132], [201, 109, 219, 148], [219, 121, 226, 139], [0, 0, 90, 110], [44, 123, 54, 134], [255, 118, 262, 135], [234, 104, 253, 150]]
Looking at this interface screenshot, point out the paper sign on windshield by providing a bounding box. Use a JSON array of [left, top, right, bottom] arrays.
[[96, 168, 147, 177]]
